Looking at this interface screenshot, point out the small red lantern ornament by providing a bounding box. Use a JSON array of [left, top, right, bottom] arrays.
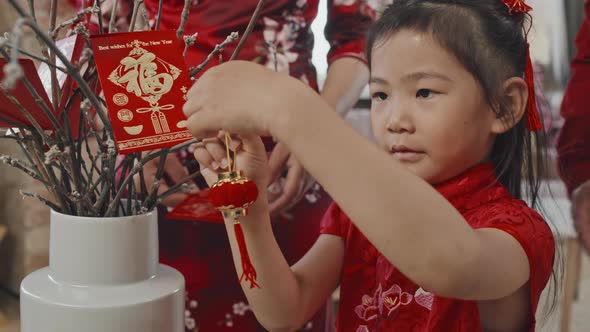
[[208, 133, 260, 289]]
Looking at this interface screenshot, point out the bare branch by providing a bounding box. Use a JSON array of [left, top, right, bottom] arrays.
[[51, 7, 99, 38], [155, 0, 164, 30], [0, 155, 44, 183], [108, 0, 120, 33], [2, 43, 67, 73], [128, 0, 144, 32], [176, 0, 191, 40], [230, 0, 265, 61], [183, 32, 198, 57], [20, 191, 62, 212], [95, 0, 104, 34], [2, 7, 113, 136], [156, 170, 201, 206], [190, 32, 239, 78], [105, 138, 198, 216], [49, 0, 60, 108], [140, 3, 150, 31]]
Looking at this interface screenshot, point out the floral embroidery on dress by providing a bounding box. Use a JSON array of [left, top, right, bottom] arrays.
[[305, 183, 322, 204], [379, 284, 413, 318], [185, 292, 199, 331], [354, 286, 380, 321], [414, 287, 433, 311], [260, 0, 309, 74], [333, 0, 381, 19], [232, 302, 251, 316], [217, 301, 252, 328], [261, 17, 301, 73], [354, 283, 413, 326], [356, 325, 371, 332]]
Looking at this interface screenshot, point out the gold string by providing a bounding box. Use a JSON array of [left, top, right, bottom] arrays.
[[224, 132, 233, 172]]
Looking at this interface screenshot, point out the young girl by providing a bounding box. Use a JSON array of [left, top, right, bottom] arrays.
[[183, 0, 556, 331]]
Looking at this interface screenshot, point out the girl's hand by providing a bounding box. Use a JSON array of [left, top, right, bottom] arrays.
[[183, 61, 314, 140], [193, 132, 271, 193]]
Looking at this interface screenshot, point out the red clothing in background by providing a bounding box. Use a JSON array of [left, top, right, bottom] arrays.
[[557, 0, 590, 195]]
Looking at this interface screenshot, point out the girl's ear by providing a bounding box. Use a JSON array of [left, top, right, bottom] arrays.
[[490, 77, 528, 134]]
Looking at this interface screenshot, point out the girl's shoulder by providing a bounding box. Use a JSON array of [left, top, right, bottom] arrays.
[[467, 196, 555, 291], [467, 194, 552, 238], [320, 203, 352, 238]]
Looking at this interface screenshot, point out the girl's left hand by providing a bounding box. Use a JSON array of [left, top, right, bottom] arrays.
[[183, 61, 307, 140]]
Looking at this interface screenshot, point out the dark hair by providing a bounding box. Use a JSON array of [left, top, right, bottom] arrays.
[[367, 0, 560, 318]]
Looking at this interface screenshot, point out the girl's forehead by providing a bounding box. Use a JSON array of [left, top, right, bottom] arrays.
[[370, 31, 464, 77]]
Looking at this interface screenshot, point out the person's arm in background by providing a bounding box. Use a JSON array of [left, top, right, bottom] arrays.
[[267, 0, 373, 214], [321, 0, 376, 115], [557, 0, 590, 248]]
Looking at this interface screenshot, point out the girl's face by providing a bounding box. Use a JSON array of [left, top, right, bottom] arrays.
[[369, 29, 499, 184]]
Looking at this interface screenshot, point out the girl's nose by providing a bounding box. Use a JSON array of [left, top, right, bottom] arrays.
[[386, 106, 415, 134]]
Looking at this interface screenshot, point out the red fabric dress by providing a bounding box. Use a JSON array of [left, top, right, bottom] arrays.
[[71, 0, 375, 331], [321, 164, 555, 332], [557, 0, 590, 195]]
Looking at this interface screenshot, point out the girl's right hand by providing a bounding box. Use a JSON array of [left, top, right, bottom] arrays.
[[193, 132, 271, 195]]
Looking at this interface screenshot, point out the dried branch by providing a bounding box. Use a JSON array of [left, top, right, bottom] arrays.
[[183, 32, 198, 57], [6, 129, 43, 182], [95, 0, 104, 34], [155, 0, 164, 30], [128, 0, 144, 32], [0, 155, 44, 183], [51, 7, 99, 38], [230, 0, 265, 61], [50, 0, 58, 32], [105, 139, 198, 216], [141, 148, 168, 211], [157, 170, 201, 204], [176, 0, 192, 40], [0, 84, 54, 146], [140, 3, 150, 31], [4, 5, 113, 136], [3, 0, 266, 217], [2, 44, 67, 73], [1, 47, 65, 135], [190, 32, 239, 78], [108, 0, 120, 33], [49, 0, 61, 108], [20, 191, 62, 212], [27, 0, 36, 23]]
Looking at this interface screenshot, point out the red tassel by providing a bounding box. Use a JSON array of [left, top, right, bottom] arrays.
[[234, 222, 260, 289], [524, 46, 542, 131]]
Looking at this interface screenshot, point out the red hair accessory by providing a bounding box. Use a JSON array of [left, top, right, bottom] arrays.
[[503, 0, 532, 15], [502, 0, 542, 131]]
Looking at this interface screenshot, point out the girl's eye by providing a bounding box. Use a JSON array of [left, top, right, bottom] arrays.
[[372, 92, 388, 101], [416, 89, 434, 99]]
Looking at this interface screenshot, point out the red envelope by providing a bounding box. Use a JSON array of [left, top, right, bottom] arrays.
[[0, 58, 55, 129], [90, 31, 193, 154], [166, 190, 224, 223]]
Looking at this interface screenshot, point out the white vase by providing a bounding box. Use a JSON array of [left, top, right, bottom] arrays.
[[20, 209, 185, 332]]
